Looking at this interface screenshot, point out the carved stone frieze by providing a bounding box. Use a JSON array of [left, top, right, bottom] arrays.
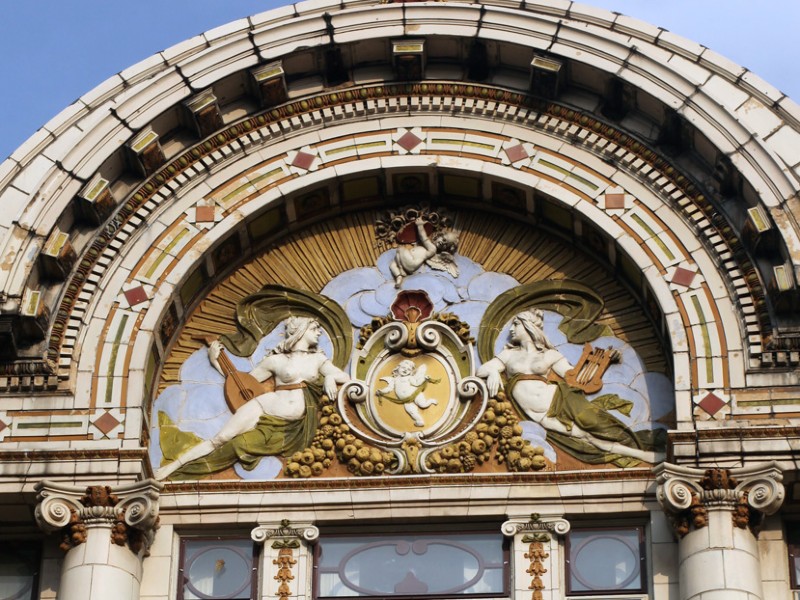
[[654, 462, 784, 538], [34, 479, 162, 554]]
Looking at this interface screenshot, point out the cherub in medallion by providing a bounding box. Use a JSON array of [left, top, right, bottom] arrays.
[[376, 359, 439, 427]]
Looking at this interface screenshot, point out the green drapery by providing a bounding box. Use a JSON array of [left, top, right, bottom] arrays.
[[506, 378, 664, 468], [159, 384, 321, 479]]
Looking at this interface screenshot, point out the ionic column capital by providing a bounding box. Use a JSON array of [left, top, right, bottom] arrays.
[[252, 519, 320, 547], [654, 462, 784, 537], [34, 479, 162, 554], [502, 513, 571, 541]]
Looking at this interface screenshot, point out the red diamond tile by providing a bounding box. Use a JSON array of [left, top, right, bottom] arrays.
[[671, 266, 696, 287], [397, 131, 423, 152], [93, 412, 121, 435], [605, 193, 626, 209], [196, 205, 216, 223], [124, 285, 148, 307], [0, 419, 7, 433], [697, 392, 726, 417], [504, 144, 528, 163], [291, 151, 315, 170]]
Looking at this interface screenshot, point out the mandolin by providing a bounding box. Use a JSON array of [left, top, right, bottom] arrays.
[[193, 335, 273, 412]]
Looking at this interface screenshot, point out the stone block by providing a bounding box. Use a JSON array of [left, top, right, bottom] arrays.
[[79, 73, 126, 108], [766, 125, 800, 168], [680, 547, 726, 597]]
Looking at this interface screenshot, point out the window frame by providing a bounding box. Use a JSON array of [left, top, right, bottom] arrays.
[[312, 524, 510, 600], [565, 525, 647, 597], [787, 523, 800, 590], [0, 540, 41, 600], [177, 535, 259, 600]]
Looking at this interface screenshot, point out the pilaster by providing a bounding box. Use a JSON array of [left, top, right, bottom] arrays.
[[252, 520, 320, 600], [502, 514, 571, 600]]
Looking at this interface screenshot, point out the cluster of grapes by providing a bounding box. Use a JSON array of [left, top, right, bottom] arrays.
[[425, 393, 547, 473], [491, 393, 547, 471], [434, 312, 474, 344], [284, 398, 396, 478], [357, 317, 390, 349], [426, 430, 491, 473]]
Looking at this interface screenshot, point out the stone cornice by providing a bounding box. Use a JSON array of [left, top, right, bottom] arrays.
[[0, 448, 149, 461], [163, 467, 657, 493], [670, 426, 800, 440]]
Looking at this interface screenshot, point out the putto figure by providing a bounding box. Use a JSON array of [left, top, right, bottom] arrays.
[[376, 359, 439, 427], [390, 217, 459, 287], [155, 316, 349, 480]]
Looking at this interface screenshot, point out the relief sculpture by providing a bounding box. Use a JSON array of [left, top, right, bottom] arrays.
[[151, 207, 671, 481], [477, 309, 663, 467], [155, 316, 349, 480], [376, 360, 440, 427]]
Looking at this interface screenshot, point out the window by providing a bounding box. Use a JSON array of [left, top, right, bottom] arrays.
[[566, 527, 646, 596], [788, 524, 800, 590], [314, 529, 508, 599], [179, 538, 258, 600], [0, 543, 39, 600]]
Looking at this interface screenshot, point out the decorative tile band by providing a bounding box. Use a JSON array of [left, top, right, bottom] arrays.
[[41, 83, 765, 401]]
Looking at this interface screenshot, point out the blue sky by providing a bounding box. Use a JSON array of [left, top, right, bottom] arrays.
[[1, 1, 798, 161]]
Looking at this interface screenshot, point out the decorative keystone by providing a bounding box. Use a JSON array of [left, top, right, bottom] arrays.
[[34, 479, 162, 555], [654, 462, 784, 538]]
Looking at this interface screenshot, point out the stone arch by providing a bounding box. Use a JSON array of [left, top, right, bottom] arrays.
[[0, 0, 797, 454]]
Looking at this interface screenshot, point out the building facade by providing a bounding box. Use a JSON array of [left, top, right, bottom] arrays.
[[1, 1, 799, 599]]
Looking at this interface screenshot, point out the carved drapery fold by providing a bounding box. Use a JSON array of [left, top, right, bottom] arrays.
[[654, 462, 784, 537], [34, 479, 162, 554]]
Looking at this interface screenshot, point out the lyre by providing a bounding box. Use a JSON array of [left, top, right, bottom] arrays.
[[564, 343, 621, 394]]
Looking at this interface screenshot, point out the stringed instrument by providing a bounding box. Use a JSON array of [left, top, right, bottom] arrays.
[[193, 335, 273, 412], [564, 343, 621, 394]]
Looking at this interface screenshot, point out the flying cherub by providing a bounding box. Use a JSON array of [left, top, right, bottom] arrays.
[[389, 218, 459, 288], [376, 360, 439, 427]]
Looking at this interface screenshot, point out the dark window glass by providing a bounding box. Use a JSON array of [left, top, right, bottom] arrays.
[[788, 523, 800, 589], [179, 538, 257, 600], [0, 543, 39, 600], [566, 527, 645, 596], [315, 531, 507, 599]]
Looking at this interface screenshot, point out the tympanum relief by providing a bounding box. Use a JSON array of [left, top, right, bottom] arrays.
[[151, 207, 670, 481]]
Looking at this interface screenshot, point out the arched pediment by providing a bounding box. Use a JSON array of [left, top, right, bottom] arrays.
[[0, 0, 798, 477]]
